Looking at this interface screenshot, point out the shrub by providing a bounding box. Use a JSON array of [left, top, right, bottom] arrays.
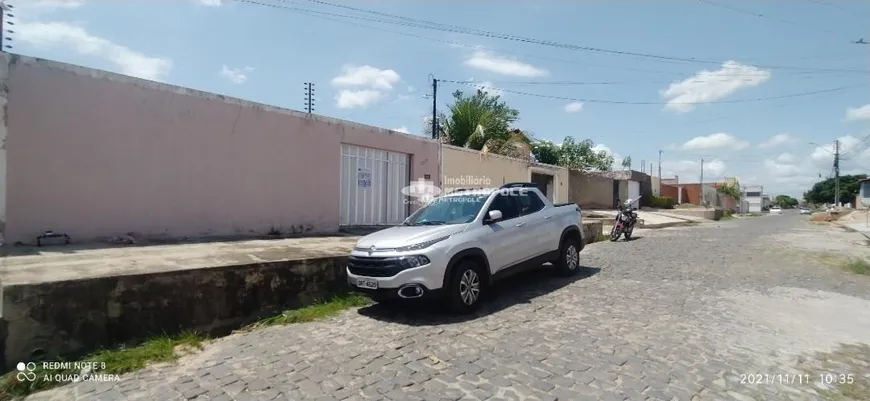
[[649, 196, 675, 209]]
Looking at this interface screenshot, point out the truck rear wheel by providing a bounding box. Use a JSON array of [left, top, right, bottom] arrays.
[[554, 237, 581, 276]]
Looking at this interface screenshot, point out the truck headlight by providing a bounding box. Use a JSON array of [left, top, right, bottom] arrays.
[[398, 255, 430, 269]]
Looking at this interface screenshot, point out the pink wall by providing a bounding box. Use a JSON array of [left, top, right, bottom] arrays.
[[3, 55, 439, 243]]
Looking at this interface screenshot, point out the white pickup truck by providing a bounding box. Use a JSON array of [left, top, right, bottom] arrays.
[[346, 183, 586, 313]]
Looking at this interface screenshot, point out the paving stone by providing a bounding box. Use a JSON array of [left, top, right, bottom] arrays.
[[22, 217, 870, 401]]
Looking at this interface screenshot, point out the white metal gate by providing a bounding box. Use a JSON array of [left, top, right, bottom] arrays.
[[628, 180, 641, 202], [340, 144, 409, 226]]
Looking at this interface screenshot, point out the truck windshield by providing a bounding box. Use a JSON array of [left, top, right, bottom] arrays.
[[404, 194, 488, 226]]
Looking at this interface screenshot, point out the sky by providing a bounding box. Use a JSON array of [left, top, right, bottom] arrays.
[[9, 0, 870, 198]]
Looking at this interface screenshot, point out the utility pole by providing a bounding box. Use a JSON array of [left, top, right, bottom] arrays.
[[700, 158, 705, 207], [834, 139, 840, 207], [303, 82, 315, 114], [658, 150, 663, 195], [431, 77, 438, 140]]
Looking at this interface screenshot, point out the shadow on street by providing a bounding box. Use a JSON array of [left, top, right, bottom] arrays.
[[356, 265, 600, 325]]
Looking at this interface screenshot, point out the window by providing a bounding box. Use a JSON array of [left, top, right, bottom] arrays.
[[404, 194, 488, 226], [746, 191, 762, 197], [487, 194, 520, 221], [862, 183, 870, 198], [516, 191, 546, 216]]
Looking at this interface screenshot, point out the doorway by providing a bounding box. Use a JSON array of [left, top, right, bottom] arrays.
[[531, 172, 555, 201]]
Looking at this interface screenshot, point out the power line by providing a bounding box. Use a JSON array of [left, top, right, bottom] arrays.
[[696, 0, 852, 39], [840, 133, 870, 160], [805, 0, 870, 21], [454, 74, 862, 86], [234, 0, 870, 74], [440, 79, 867, 106], [272, 10, 809, 79]]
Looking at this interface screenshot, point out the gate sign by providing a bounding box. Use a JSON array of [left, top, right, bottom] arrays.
[[357, 167, 372, 188]]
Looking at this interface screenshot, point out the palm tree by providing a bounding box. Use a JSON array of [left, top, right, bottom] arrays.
[[439, 89, 529, 158]]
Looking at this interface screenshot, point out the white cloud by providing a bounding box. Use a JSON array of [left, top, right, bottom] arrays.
[[16, 21, 173, 81], [198, 0, 223, 5], [775, 153, 799, 164], [335, 89, 384, 109], [660, 61, 771, 113], [16, 0, 84, 13], [331, 65, 401, 109], [393, 126, 410, 134], [681, 133, 749, 150], [464, 50, 548, 77], [331, 65, 400, 90], [754, 134, 870, 197], [758, 133, 794, 148], [407, 86, 417, 93], [845, 104, 870, 121], [473, 81, 504, 97], [563, 102, 584, 113], [219, 65, 253, 84], [764, 159, 803, 179], [662, 159, 727, 180], [809, 135, 864, 164]]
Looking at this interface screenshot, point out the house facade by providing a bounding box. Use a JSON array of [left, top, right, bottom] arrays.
[[857, 178, 870, 209], [0, 53, 441, 244]]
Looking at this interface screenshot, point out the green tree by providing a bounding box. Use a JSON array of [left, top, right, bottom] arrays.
[[621, 156, 632, 170], [716, 183, 741, 200], [530, 139, 562, 165], [774, 195, 799, 208], [558, 137, 614, 171], [803, 174, 868, 205], [431, 89, 529, 157]]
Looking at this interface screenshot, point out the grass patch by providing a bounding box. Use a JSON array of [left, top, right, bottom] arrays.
[[245, 293, 371, 329], [0, 293, 371, 400], [797, 343, 870, 401], [842, 258, 870, 275], [805, 252, 870, 277], [594, 232, 610, 242], [0, 331, 203, 400]]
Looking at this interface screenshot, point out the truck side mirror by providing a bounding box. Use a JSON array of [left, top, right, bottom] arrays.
[[485, 210, 503, 224]]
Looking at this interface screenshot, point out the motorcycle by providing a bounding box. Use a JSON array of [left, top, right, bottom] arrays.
[[610, 196, 641, 241]]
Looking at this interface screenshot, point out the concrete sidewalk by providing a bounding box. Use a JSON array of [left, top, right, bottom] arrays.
[[588, 210, 701, 229], [0, 235, 360, 286]]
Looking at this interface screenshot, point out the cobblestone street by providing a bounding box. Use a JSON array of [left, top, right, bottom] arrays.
[[27, 214, 870, 401]]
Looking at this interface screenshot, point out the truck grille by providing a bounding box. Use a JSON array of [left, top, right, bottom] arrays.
[[347, 256, 404, 278]]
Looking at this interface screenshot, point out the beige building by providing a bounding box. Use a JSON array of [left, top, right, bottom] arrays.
[[441, 145, 568, 203]]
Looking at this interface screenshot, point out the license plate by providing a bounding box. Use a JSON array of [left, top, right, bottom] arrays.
[[356, 278, 378, 290]]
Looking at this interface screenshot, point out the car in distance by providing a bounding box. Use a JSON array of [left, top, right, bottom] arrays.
[[799, 206, 811, 215], [346, 182, 585, 313], [770, 206, 782, 214]]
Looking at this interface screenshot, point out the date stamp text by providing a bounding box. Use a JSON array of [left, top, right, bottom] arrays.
[[739, 373, 854, 386]]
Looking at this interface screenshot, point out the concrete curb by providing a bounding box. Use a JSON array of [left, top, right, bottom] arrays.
[[639, 221, 699, 229]]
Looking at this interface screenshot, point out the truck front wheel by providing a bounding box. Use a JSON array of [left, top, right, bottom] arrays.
[[446, 260, 485, 314]]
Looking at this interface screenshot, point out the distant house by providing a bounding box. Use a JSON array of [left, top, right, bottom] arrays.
[[744, 185, 765, 213], [857, 177, 870, 209]]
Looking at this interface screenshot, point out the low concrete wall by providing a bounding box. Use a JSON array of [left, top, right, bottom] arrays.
[[582, 221, 603, 244], [0, 256, 349, 372]]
